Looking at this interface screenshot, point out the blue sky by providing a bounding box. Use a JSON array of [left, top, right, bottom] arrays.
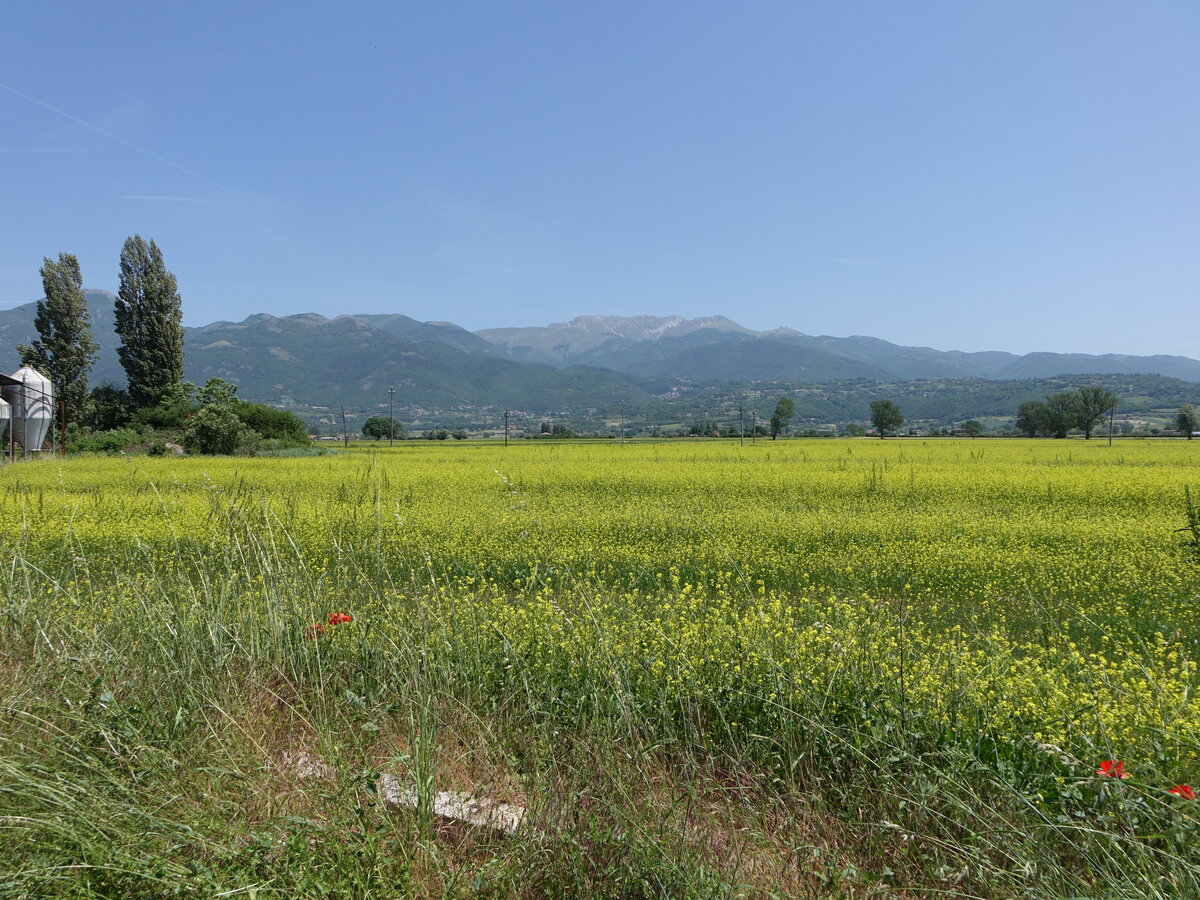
[[2, 1, 1197, 357]]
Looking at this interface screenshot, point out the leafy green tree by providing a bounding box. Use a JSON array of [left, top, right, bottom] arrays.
[[132, 381, 197, 430], [115, 235, 184, 408], [196, 377, 237, 407], [85, 383, 133, 431], [17, 253, 99, 424], [1076, 386, 1116, 440], [1179, 404, 1198, 439], [1015, 401, 1048, 437], [770, 397, 795, 440], [362, 416, 404, 440], [451, 428, 468, 440], [869, 399, 904, 438], [1042, 392, 1082, 439], [961, 419, 983, 438]]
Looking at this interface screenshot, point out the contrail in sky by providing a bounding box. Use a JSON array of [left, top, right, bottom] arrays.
[[0, 82, 234, 195]]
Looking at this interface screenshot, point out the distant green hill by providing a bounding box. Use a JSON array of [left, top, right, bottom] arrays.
[[182, 313, 656, 421], [351, 313, 507, 357], [625, 336, 894, 381]]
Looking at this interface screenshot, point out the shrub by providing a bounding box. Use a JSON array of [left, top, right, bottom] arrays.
[[85, 383, 133, 431], [232, 401, 308, 444], [132, 382, 197, 430], [184, 404, 260, 455], [70, 427, 142, 454]]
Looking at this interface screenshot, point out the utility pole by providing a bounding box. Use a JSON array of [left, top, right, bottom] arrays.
[[341, 405, 349, 450], [751, 409, 757, 444], [620, 401, 625, 445], [1108, 398, 1116, 447], [504, 409, 509, 447], [740, 403, 745, 446], [388, 386, 395, 446]]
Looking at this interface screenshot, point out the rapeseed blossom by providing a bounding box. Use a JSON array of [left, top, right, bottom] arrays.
[[5, 440, 1199, 778]]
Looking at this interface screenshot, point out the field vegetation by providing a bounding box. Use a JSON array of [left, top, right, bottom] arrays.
[[2, 439, 1198, 897]]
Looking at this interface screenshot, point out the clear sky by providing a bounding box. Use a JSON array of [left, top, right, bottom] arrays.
[[2, 1, 1197, 357]]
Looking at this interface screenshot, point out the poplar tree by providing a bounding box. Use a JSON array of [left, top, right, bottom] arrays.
[[17, 252, 99, 422], [114, 235, 184, 408]]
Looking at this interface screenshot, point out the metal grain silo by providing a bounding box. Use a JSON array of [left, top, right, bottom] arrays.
[[3, 367, 54, 451]]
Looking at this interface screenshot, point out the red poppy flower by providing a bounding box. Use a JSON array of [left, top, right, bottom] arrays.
[[1096, 760, 1128, 779], [1168, 784, 1196, 800], [328, 612, 353, 626], [305, 623, 326, 639]]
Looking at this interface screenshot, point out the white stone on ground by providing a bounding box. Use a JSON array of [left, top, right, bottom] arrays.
[[279, 751, 526, 835], [376, 773, 526, 835]]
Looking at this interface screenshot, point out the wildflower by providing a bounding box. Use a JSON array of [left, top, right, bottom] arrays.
[[328, 612, 353, 625], [305, 623, 326, 639], [1168, 784, 1196, 800], [1096, 760, 1128, 779]]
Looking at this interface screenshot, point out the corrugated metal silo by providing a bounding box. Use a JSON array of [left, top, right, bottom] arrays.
[[2, 367, 54, 451]]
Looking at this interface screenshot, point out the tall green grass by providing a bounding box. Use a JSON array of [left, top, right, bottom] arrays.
[[2, 441, 1199, 896]]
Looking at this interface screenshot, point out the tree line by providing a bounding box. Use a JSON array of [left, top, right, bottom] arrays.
[[1014, 387, 1115, 439], [1010, 388, 1196, 440], [755, 389, 1192, 441], [14, 238, 307, 455]]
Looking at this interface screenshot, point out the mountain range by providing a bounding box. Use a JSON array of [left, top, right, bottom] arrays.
[[478, 314, 1200, 382], [1, 291, 1197, 429]]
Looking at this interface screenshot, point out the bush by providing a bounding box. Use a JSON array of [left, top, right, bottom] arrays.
[[184, 405, 260, 455], [232, 401, 308, 444], [85, 384, 133, 431], [132, 382, 197, 430], [70, 428, 142, 454]]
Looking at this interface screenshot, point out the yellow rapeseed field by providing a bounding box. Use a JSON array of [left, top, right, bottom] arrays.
[[4, 438, 1199, 779]]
